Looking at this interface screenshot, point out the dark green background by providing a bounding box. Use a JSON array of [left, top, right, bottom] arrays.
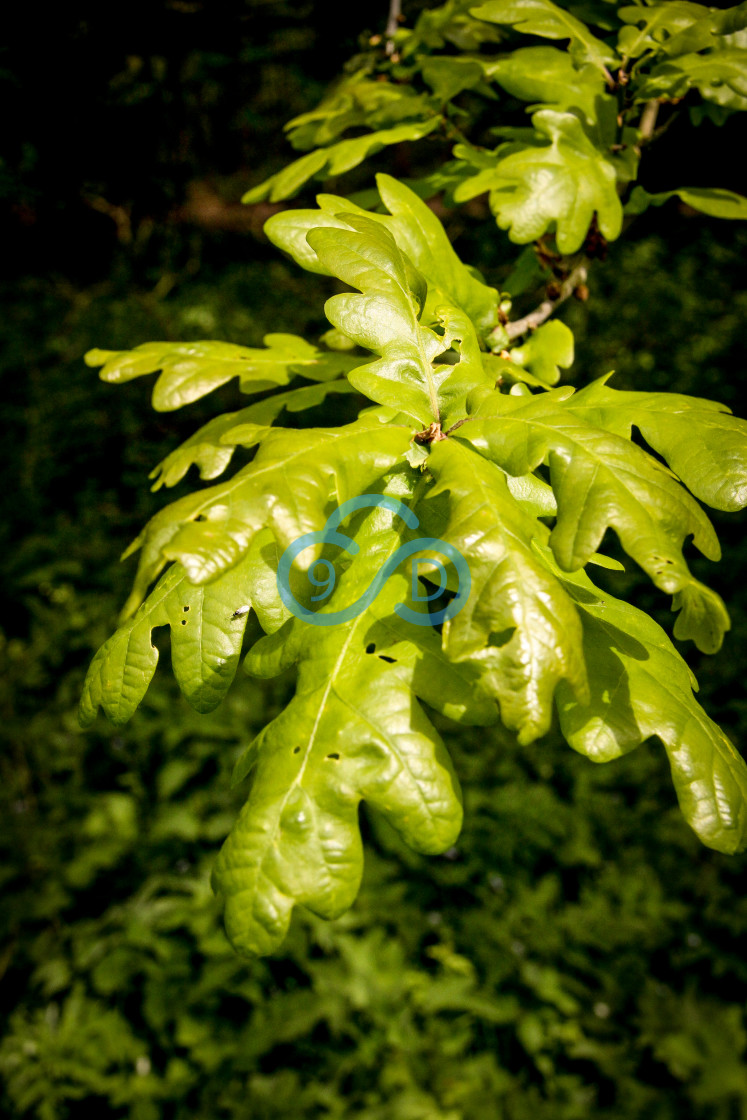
[[2, 3, 747, 1117]]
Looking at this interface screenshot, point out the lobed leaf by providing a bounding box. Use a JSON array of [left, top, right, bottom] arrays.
[[419, 438, 588, 743], [507, 320, 574, 387], [306, 216, 489, 423], [484, 45, 612, 133], [453, 110, 624, 253], [283, 78, 434, 151], [265, 174, 500, 339], [149, 381, 362, 491], [85, 336, 356, 411], [553, 558, 747, 855], [80, 554, 256, 726], [617, 2, 716, 59], [470, 0, 618, 71], [119, 415, 413, 618], [566, 376, 747, 512], [465, 385, 729, 652], [626, 185, 747, 224], [421, 55, 493, 102], [213, 504, 497, 955], [241, 119, 442, 204], [636, 49, 747, 110]]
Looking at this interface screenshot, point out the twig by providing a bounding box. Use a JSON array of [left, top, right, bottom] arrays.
[[505, 264, 588, 341], [385, 0, 402, 55], [639, 99, 661, 144]]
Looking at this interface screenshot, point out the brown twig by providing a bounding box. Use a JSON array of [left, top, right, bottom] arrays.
[[505, 264, 588, 341], [385, 0, 402, 55], [639, 99, 661, 144]]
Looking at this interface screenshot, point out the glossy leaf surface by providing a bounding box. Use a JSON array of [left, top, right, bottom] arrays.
[[471, 0, 618, 71], [453, 110, 623, 252], [82, 145, 747, 956]]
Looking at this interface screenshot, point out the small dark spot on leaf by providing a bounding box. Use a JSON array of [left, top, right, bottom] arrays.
[[292, 747, 301, 754], [181, 619, 187, 626], [366, 643, 376, 654], [489, 627, 515, 648], [378, 654, 397, 663], [183, 605, 190, 612], [325, 753, 340, 761]]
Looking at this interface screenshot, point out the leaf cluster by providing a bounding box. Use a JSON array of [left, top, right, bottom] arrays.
[[242, 0, 747, 254], [82, 171, 747, 955]]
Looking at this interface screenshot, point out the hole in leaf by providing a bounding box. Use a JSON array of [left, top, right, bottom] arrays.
[[183, 605, 190, 612], [378, 654, 397, 664], [432, 348, 460, 366], [181, 619, 187, 626], [366, 643, 376, 654], [325, 753, 340, 761], [489, 627, 515, 648]]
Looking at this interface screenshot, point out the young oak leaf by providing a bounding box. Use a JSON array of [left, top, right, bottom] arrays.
[[306, 216, 489, 424], [80, 552, 257, 726], [149, 381, 361, 491], [417, 437, 588, 744], [213, 505, 496, 956], [563, 376, 747, 512], [616, 2, 717, 59], [242, 118, 442, 204], [85, 335, 357, 411], [264, 174, 500, 340], [120, 415, 412, 618], [470, 0, 618, 73], [636, 50, 747, 110], [465, 387, 729, 653], [453, 110, 623, 254], [551, 556, 747, 855], [283, 77, 434, 152], [482, 45, 614, 141]]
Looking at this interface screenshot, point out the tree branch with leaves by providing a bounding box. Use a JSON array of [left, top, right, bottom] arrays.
[[80, 0, 747, 956]]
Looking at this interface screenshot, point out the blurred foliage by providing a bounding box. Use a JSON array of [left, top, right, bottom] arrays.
[[3, 1, 747, 1116]]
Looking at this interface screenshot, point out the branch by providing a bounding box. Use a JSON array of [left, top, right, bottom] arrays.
[[385, 0, 402, 55], [505, 264, 588, 341], [638, 99, 661, 144]]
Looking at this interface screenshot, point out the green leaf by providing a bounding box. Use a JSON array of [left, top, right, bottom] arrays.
[[553, 559, 747, 854], [470, 0, 618, 72], [306, 216, 487, 423], [421, 56, 491, 102], [636, 50, 747, 110], [420, 438, 588, 743], [508, 320, 574, 386], [85, 336, 355, 411], [284, 78, 433, 151], [402, 0, 505, 55], [373, 175, 500, 338], [80, 554, 256, 726], [484, 45, 612, 130], [566, 376, 747, 512], [213, 502, 496, 955], [453, 110, 623, 253], [120, 415, 413, 618], [242, 119, 442, 204], [626, 185, 747, 222], [265, 174, 499, 338], [466, 386, 728, 652], [149, 381, 362, 490], [617, 3, 715, 59]]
